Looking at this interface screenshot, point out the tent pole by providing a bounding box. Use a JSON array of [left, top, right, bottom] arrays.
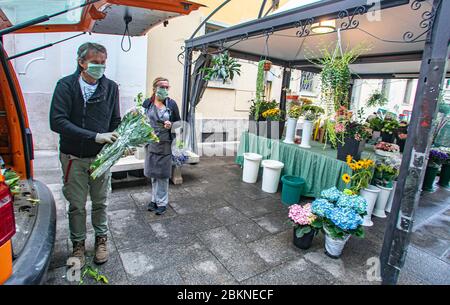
[[379, 0, 450, 285], [181, 46, 193, 147], [280, 66, 291, 118]]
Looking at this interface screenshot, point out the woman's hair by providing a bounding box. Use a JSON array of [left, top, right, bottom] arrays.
[[152, 77, 169, 95]]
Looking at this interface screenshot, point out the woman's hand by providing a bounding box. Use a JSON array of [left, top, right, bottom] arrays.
[[163, 121, 172, 129]]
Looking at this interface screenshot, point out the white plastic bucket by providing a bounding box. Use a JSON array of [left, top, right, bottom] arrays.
[[242, 153, 263, 183], [261, 160, 284, 193], [134, 146, 146, 160], [283, 118, 298, 144], [299, 120, 313, 148], [372, 185, 393, 218], [324, 233, 350, 258], [360, 185, 381, 227], [385, 181, 397, 213]]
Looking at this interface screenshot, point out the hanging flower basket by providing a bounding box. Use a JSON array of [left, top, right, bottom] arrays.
[[263, 60, 272, 71]]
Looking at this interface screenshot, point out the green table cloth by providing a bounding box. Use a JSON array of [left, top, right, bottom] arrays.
[[236, 131, 353, 198]]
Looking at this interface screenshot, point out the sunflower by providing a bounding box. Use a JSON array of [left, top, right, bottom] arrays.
[[342, 173, 351, 184], [346, 155, 353, 165]]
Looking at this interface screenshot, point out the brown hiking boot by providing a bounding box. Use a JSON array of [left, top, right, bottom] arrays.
[[68, 240, 85, 268], [93, 235, 108, 265]]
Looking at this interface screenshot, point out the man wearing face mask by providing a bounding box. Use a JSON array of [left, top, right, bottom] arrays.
[[50, 42, 121, 267]]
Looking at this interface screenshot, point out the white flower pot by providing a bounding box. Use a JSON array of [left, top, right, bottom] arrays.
[[324, 233, 351, 258], [299, 120, 313, 148], [372, 185, 393, 218], [134, 147, 146, 160], [283, 118, 298, 144], [360, 185, 381, 227], [385, 181, 397, 213], [242, 153, 263, 183], [261, 160, 284, 193]]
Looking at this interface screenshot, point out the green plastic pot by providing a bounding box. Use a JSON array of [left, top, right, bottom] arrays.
[[422, 166, 439, 192], [281, 175, 306, 206], [438, 163, 450, 188]]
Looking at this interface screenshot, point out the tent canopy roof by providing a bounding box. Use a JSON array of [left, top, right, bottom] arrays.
[[186, 0, 449, 77]]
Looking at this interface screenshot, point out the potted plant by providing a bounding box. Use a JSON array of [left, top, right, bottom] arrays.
[[374, 141, 400, 157], [380, 117, 400, 143], [335, 107, 372, 161], [367, 115, 383, 141], [371, 162, 399, 218], [343, 156, 377, 226], [201, 51, 241, 84], [437, 147, 450, 188], [284, 104, 301, 144], [299, 105, 324, 148], [366, 90, 388, 108], [312, 187, 366, 258], [423, 149, 448, 191], [261, 107, 285, 139], [288, 203, 322, 249], [263, 59, 272, 71]]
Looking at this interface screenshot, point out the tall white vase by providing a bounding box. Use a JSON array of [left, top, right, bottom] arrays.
[[360, 185, 381, 227], [283, 118, 298, 144], [299, 120, 313, 148], [372, 185, 393, 218], [385, 181, 397, 213]]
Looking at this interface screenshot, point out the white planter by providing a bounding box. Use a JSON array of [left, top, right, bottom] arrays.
[[360, 185, 381, 227], [242, 153, 263, 183], [299, 120, 313, 148], [385, 181, 397, 213], [283, 118, 298, 144], [134, 146, 146, 160], [324, 233, 351, 258], [372, 185, 393, 218], [261, 160, 284, 193]]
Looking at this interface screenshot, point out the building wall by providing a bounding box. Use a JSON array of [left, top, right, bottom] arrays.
[[4, 32, 148, 150]]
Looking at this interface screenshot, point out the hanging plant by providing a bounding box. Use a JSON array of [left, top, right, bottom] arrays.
[[366, 90, 388, 108], [201, 51, 241, 84], [250, 60, 267, 120], [263, 59, 272, 71]]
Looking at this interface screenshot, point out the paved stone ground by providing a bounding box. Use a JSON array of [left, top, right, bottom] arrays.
[[34, 151, 449, 285]]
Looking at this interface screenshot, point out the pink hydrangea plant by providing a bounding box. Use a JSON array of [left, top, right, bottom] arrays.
[[288, 203, 317, 226]]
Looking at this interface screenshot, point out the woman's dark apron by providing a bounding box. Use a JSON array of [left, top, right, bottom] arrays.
[[144, 102, 172, 179]]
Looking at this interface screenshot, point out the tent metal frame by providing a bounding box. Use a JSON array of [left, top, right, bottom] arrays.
[[180, 0, 450, 285]]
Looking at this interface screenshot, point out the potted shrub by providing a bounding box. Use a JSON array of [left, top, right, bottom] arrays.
[[284, 104, 301, 144], [261, 107, 285, 139], [335, 107, 372, 161], [312, 187, 366, 258], [371, 162, 399, 218], [201, 51, 241, 84], [437, 147, 450, 188], [367, 115, 383, 141], [423, 149, 447, 191], [299, 105, 324, 148], [380, 118, 400, 143], [288, 203, 322, 249]]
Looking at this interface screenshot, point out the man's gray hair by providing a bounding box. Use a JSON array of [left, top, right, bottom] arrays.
[[77, 42, 107, 62]]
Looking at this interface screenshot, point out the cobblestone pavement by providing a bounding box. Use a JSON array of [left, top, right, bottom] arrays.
[[34, 151, 449, 285]]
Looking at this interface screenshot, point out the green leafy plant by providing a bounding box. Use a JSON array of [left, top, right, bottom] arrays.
[[367, 90, 388, 108], [79, 265, 109, 285], [300, 105, 324, 121], [372, 163, 400, 188], [201, 51, 241, 84], [249, 99, 278, 121], [381, 118, 400, 134], [249, 60, 268, 120], [1, 169, 21, 194], [367, 116, 383, 132], [288, 104, 302, 119]]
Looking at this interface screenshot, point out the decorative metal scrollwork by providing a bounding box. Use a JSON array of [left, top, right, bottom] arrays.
[[337, 5, 371, 30], [403, 0, 436, 43], [295, 18, 314, 37]]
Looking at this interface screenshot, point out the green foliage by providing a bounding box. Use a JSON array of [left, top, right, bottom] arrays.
[[2, 169, 21, 194], [249, 60, 268, 120], [367, 90, 388, 108], [79, 265, 109, 285], [323, 217, 364, 239], [250, 99, 278, 121], [201, 51, 241, 84], [373, 163, 399, 187], [295, 226, 311, 238], [288, 104, 302, 119], [381, 118, 400, 134], [367, 116, 383, 132], [300, 105, 325, 121]]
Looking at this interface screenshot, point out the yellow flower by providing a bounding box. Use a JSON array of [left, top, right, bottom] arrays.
[[346, 155, 353, 165], [342, 173, 351, 184]]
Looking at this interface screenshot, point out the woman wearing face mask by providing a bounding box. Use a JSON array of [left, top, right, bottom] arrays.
[[142, 77, 181, 215]]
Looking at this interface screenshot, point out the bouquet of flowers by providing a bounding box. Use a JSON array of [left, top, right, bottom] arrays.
[[300, 105, 324, 122], [172, 140, 189, 167], [334, 107, 372, 143], [375, 141, 400, 152], [287, 105, 302, 119], [312, 187, 366, 239], [90, 95, 159, 179], [343, 155, 375, 194], [288, 203, 322, 238], [262, 108, 283, 121]]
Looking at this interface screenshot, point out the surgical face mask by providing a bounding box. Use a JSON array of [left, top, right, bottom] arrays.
[[85, 63, 106, 80], [156, 87, 169, 100]]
